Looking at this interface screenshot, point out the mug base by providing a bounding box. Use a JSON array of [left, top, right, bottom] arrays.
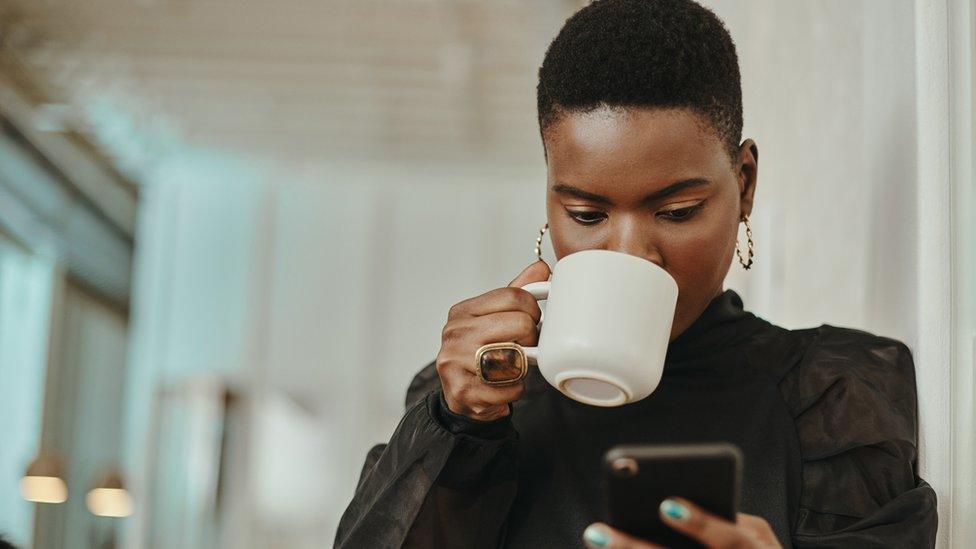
[[556, 372, 631, 407]]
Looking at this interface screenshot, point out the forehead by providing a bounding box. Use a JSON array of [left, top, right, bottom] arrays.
[[543, 106, 730, 191]]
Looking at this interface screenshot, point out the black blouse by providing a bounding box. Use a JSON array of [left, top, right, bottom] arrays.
[[334, 289, 938, 548]]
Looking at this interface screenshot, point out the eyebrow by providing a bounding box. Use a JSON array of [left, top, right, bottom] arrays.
[[551, 178, 711, 207]]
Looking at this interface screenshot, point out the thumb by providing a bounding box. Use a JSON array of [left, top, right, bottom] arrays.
[[508, 260, 551, 289], [583, 523, 663, 549]]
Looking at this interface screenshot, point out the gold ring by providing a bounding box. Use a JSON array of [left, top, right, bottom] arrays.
[[475, 342, 528, 385]]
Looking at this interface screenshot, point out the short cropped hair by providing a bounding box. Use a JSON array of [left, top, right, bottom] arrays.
[[537, 0, 743, 160]]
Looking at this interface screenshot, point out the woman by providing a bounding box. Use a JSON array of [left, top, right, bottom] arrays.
[[334, 0, 938, 547]]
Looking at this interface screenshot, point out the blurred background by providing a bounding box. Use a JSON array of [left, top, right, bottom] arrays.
[[0, 0, 971, 548]]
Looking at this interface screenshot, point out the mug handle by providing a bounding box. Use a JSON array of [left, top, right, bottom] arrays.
[[519, 281, 550, 365]]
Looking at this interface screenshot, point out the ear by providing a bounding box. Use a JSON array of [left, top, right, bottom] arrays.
[[736, 139, 759, 218]]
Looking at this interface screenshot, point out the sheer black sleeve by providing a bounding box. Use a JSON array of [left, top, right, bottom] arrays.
[[334, 360, 520, 549], [778, 326, 938, 548]]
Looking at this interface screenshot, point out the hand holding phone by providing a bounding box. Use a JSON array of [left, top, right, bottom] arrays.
[[585, 497, 782, 549], [602, 443, 742, 549]]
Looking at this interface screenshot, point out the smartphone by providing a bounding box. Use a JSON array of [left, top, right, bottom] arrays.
[[602, 443, 743, 549]]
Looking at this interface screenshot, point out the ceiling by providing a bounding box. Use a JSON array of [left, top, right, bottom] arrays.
[[0, 0, 583, 170]]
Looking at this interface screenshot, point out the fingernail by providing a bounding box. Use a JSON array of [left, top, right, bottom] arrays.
[[583, 524, 611, 547], [660, 498, 691, 521]]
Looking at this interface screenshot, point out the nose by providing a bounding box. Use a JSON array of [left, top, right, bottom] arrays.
[[607, 217, 664, 267]]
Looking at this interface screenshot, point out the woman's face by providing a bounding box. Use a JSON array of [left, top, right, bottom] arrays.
[[543, 106, 758, 341]]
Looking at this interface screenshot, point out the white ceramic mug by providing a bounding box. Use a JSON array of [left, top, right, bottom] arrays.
[[519, 249, 678, 407]]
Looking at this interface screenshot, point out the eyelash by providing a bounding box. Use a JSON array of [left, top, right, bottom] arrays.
[[566, 202, 705, 226]]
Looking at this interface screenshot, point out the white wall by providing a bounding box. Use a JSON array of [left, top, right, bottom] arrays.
[[708, 0, 919, 338]]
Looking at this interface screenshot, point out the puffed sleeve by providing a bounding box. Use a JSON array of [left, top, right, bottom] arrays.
[[778, 326, 938, 548], [334, 360, 520, 549]]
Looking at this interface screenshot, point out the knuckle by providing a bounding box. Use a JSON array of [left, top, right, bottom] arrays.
[[434, 349, 450, 372], [435, 359, 465, 389], [441, 320, 468, 342], [515, 288, 538, 312], [516, 313, 536, 334], [436, 358, 461, 381], [448, 298, 472, 319], [489, 287, 513, 309], [504, 287, 529, 309]]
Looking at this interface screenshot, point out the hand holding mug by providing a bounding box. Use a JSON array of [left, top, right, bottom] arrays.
[[434, 261, 551, 421]]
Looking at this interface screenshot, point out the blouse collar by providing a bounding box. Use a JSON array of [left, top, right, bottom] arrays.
[[664, 288, 763, 363]]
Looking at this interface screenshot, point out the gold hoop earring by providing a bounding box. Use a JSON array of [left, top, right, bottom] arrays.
[[735, 214, 754, 270], [534, 222, 548, 262]]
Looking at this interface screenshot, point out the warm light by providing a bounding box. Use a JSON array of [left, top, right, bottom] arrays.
[[85, 469, 133, 517], [21, 449, 68, 504], [85, 487, 133, 518], [20, 475, 68, 504]]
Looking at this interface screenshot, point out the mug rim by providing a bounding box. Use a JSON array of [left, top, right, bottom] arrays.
[[555, 249, 678, 293]]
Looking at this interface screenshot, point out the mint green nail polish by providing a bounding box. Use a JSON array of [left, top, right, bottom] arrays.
[[583, 525, 611, 547], [660, 498, 691, 521]]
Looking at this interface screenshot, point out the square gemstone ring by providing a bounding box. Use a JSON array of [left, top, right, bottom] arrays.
[[475, 342, 529, 385]]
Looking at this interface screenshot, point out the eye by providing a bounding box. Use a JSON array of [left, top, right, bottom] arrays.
[[657, 202, 704, 221], [565, 209, 607, 225]]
